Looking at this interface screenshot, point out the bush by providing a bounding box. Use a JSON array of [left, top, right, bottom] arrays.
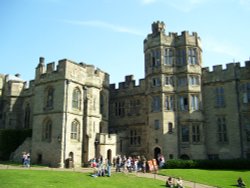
[[164, 160, 197, 169], [196, 159, 250, 169], [164, 159, 250, 169], [0, 129, 32, 160]]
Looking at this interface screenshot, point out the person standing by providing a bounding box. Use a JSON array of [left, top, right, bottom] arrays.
[[26, 153, 31, 168], [106, 159, 112, 177], [22, 152, 26, 167]]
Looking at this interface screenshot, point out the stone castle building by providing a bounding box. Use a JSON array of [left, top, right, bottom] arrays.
[[0, 21, 249, 167]]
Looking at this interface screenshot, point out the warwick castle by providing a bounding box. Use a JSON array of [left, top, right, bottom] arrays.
[[0, 21, 249, 168]]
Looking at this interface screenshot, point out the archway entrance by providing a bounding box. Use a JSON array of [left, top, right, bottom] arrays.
[[154, 147, 161, 164], [65, 152, 74, 168], [107, 149, 112, 161], [37, 153, 42, 164], [69, 152, 74, 161]]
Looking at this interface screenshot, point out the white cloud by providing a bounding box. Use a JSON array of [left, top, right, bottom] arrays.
[[63, 20, 145, 36]]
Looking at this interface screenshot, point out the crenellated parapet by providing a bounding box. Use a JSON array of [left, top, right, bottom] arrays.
[[20, 80, 35, 97], [144, 21, 201, 50], [35, 57, 109, 88], [202, 60, 250, 84], [110, 75, 145, 95], [3, 74, 26, 97]]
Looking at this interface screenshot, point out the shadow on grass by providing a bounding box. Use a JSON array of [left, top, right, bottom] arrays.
[[230, 185, 241, 187]]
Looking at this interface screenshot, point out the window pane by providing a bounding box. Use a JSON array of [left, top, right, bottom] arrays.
[[46, 87, 54, 108], [217, 117, 228, 143], [71, 120, 79, 140], [72, 88, 81, 109], [43, 120, 52, 142], [152, 96, 161, 112], [164, 48, 173, 65], [154, 120, 160, 130], [181, 126, 189, 142], [168, 122, 173, 133]]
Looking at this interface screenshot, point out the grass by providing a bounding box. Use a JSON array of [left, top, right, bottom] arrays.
[[159, 169, 250, 188], [0, 170, 165, 188], [0, 161, 48, 168], [1, 164, 250, 188]]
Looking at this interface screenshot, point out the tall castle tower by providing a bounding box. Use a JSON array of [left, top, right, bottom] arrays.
[[143, 21, 205, 159], [31, 58, 116, 167]]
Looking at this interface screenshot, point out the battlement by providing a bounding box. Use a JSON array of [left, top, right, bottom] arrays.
[[150, 21, 198, 37], [35, 57, 109, 86], [202, 60, 250, 83], [110, 75, 145, 92], [144, 21, 201, 49], [151, 20, 166, 35], [202, 62, 246, 73], [145, 29, 200, 41]]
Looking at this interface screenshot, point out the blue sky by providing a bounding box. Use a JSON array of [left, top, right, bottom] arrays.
[[1, 0, 250, 85]]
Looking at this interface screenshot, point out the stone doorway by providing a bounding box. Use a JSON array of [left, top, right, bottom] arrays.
[[107, 149, 112, 161], [154, 147, 161, 163]]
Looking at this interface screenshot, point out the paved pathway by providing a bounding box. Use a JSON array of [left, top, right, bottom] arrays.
[[133, 171, 216, 188], [0, 164, 216, 188]]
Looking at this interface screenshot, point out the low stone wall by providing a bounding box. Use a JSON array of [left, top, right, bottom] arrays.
[[10, 137, 31, 163]]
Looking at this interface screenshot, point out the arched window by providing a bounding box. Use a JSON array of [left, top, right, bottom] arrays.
[[45, 86, 54, 109], [72, 87, 81, 110], [71, 120, 80, 141], [42, 119, 52, 142], [24, 103, 30, 128]]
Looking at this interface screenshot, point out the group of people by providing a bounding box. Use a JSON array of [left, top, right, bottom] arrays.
[[166, 177, 184, 188], [113, 154, 166, 173], [113, 155, 147, 173], [90, 154, 167, 178], [90, 154, 152, 177], [90, 156, 112, 177], [22, 152, 31, 168]]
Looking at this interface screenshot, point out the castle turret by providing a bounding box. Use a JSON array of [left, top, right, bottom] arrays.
[[151, 21, 166, 36], [143, 21, 205, 160], [35, 57, 45, 79]]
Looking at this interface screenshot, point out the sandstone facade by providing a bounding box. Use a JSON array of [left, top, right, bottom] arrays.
[[0, 21, 249, 167]]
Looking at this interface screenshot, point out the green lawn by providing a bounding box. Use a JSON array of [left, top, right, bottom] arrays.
[[159, 169, 250, 188], [0, 170, 165, 188], [1, 168, 250, 188]]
